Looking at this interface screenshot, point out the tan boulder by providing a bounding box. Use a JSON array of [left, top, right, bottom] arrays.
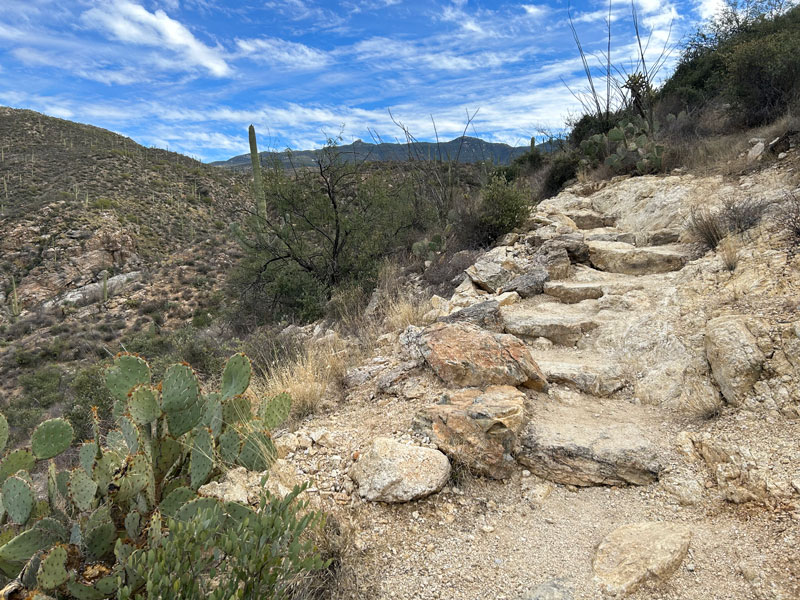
[[417, 322, 548, 391], [587, 241, 688, 275], [516, 402, 662, 486], [348, 438, 450, 503], [413, 385, 528, 479], [593, 521, 692, 596], [705, 316, 765, 406]]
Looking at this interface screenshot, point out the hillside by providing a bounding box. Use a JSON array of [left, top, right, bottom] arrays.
[[0, 106, 251, 439], [211, 136, 535, 170]]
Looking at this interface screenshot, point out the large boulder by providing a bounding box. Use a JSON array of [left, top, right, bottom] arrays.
[[587, 241, 688, 275], [516, 403, 662, 486], [705, 316, 765, 406], [593, 522, 692, 596], [466, 246, 524, 292], [348, 438, 451, 503], [438, 300, 504, 332], [413, 385, 527, 479], [500, 303, 599, 346], [417, 322, 548, 391], [502, 268, 550, 298]]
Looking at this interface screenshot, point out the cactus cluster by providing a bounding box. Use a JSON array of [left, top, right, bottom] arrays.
[[412, 232, 446, 262], [579, 117, 665, 175], [0, 352, 292, 598]]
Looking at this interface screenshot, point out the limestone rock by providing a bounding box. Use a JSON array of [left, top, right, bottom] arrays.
[[593, 522, 692, 596], [503, 268, 550, 298], [414, 385, 527, 479], [536, 358, 625, 396], [522, 579, 573, 600], [516, 403, 662, 486], [439, 300, 503, 332], [500, 303, 599, 346], [561, 209, 615, 230], [705, 316, 765, 406], [348, 438, 450, 502], [587, 241, 688, 275], [198, 462, 299, 505], [532, 244, 571, 280], [418, 322, 548, 390], [543, 281, 604, 304], [466, 246, 523, 292]]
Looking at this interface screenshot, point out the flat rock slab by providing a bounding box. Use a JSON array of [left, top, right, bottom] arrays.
[[593, 521, 692, 596], [349, 437, 451, 502], [560, 209, 616, 230], [587, 241, 688, 275], [536, 358, 625, 396], [543, 281, 604, 304], [500, 303, 599, 346], [516, 403, 663, 486], [414, 385, 527, 479], [418, 322, 548, 391]]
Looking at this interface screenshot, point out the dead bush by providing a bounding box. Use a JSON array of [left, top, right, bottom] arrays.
[[688, 196, 767, 249], [777, 191, 800, 247]]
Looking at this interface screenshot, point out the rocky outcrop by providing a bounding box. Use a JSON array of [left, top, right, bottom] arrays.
[[587, 241, 688, 275], [466, 246, 524, 292], [592, 522, 692, 596], [543, 281, 604, 304], [348, 438, 450, 503], [413, 385, 527, 479], [502, 268, 550, 298], [500, 302, 599, 346], [41, 271, 143, 310], [417, 322, 548, 390], [516, 403, 662, 486], [705, 316, 765, 406]]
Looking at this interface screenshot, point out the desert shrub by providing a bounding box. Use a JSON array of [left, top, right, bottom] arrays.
[[65, 364, 115, 439], [542, 152, 579, 197], [726, 29, 800, 125], [777, 191, 800, 247], [472, 175, 529, 244], [6, 365, 64, 439], [127, 487, 328, 600], [495, 146, 545, 181], [688, 196, 767, 248]]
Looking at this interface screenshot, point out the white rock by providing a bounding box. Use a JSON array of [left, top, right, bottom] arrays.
[[349, 438, 451, 503]]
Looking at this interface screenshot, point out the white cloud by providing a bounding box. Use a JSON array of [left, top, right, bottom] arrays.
[[235, 37, 332, 69], [522, 4, 551, 19], [696, 0, 727, 20], [82, 1, 231, 77]]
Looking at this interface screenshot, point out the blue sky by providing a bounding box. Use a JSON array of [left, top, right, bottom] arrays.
[[0, 0, 724, 162]]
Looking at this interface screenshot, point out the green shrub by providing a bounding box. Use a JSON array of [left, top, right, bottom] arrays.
[[126, 485, 328, 599], [475, 175, 529, 244], [542, 152, 579, 198], [65, 365, 115, 439]]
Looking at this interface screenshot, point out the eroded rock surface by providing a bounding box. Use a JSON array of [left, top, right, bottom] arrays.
[[349, 437, 451, 502], [592, 521, 692, 596], [413, 385, 527, 479], [417, 322, 548, 390]]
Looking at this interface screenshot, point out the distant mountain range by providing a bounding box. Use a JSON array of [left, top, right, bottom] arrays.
[[210, 136, 547, 169]]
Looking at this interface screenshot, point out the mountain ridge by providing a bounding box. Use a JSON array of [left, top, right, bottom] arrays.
[[211, 135, 541, 169]]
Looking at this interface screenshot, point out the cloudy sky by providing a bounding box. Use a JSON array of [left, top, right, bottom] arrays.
[[0, 0, 724, 161]]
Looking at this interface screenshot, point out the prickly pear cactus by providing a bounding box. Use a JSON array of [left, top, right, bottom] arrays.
[[0, 351, 292, 598]]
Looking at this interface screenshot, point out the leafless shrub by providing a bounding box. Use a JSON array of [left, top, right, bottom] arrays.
[[688, 207, 729, 248], [688, 196, 767, 248], [718, 236, 740, 271], [777, 191, 800, 245], [680, 379, 724, 420]]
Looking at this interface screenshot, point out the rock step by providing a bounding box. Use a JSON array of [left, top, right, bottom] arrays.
[[536, 356, 625, 396], [515, 400, 664, 486], [500, 302, 600, 346], [543, 281, 604, 304], [560, 209, 616, 230], [587, 241, 690, 275]]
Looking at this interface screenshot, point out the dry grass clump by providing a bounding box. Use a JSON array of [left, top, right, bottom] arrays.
[[777, 191, 800, 247], [250, 336, 354, 422], [718, 235, 741, 271], [688, 196, 767, 249], [681, 379, 724, 420]]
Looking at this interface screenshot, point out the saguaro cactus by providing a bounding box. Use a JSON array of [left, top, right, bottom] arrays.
[[248, 124, 267, 221]]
